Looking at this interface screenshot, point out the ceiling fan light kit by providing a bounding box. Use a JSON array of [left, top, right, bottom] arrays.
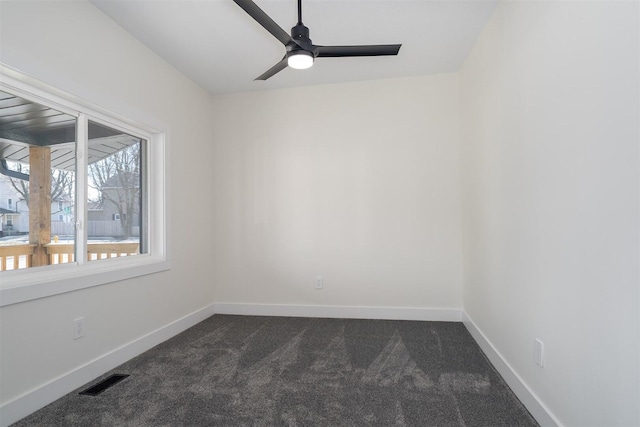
[[288, 50, 314, 70], [233, 0, 402, 80]]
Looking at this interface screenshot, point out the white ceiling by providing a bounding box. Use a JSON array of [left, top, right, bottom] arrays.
[[90, 0, 497, 95]]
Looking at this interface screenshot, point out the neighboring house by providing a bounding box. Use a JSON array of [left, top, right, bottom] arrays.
[[0, 206, 19, 235], [0, 177, 29, 235], [0, 171, 140, 238], [50, 198, 75, 237], [0, 176, 74, 236], [0, 182, 20, 234], [87, 201, 104, 221], [88, 172, 140, 238]]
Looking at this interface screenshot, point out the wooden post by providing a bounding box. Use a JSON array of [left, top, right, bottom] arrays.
[[29, 146, 51, 267]]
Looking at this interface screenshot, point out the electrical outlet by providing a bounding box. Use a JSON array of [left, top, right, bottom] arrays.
[[534, 339, 544, 367], [315, 276, 323, 289], [73, 317, 85, 340]]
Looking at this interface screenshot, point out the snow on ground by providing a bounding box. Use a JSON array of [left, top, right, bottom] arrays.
[[0, 235, 139, 269]]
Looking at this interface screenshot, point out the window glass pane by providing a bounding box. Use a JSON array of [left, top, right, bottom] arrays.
[[87, 121, 145, 261], [0, 90, 76, 270]]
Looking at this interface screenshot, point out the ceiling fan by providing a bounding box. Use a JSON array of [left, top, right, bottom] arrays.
[[233, 0, 402, 80]]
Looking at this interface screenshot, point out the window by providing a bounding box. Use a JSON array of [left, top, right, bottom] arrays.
[[8, 198, 12, 208], [0, 67, 167, 306]]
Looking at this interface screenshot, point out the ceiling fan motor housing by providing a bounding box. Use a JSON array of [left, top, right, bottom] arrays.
[[289, 23, 315, 54]]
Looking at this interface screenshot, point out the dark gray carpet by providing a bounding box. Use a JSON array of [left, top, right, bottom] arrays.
[[13, 315, 538, 426]]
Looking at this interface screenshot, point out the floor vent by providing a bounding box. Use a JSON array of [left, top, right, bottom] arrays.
[[79, 374, 129, 396]]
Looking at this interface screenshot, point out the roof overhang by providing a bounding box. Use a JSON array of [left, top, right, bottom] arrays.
[[0, 90, 140, 173]]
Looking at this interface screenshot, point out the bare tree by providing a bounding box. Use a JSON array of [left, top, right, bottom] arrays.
[[6, 162, 74, 209], [88, 143, 140, 238]]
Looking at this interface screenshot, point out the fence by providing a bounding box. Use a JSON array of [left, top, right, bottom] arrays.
[[49, 221, 140, 238]]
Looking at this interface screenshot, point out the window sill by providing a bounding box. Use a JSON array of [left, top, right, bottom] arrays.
[[0, 256, 170, 307]]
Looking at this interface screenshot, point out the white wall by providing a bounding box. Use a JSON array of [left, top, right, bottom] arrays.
[[211, 75, 463, 310], [3, 1, 638, 426], [460, 2, 639, 426], [0, 0, 215, 413]]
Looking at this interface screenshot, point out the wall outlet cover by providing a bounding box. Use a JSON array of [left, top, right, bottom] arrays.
[[534, 338, 544, 367], [73, 317, 85, 340]]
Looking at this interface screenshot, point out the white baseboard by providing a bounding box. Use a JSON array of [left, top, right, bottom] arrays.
[[462, 312, 562, 427], [0, 303, 216, 427], [2, 304, 561, 427], [213, 302, 462, 322]]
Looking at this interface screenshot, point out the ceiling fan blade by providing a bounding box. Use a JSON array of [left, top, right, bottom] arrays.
[[316, 44, 402, 58], [233, 0, 291, 46], [255, 57, 288, 80]]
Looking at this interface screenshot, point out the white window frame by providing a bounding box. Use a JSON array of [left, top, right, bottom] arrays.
[[0, 66, 169, 307]]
